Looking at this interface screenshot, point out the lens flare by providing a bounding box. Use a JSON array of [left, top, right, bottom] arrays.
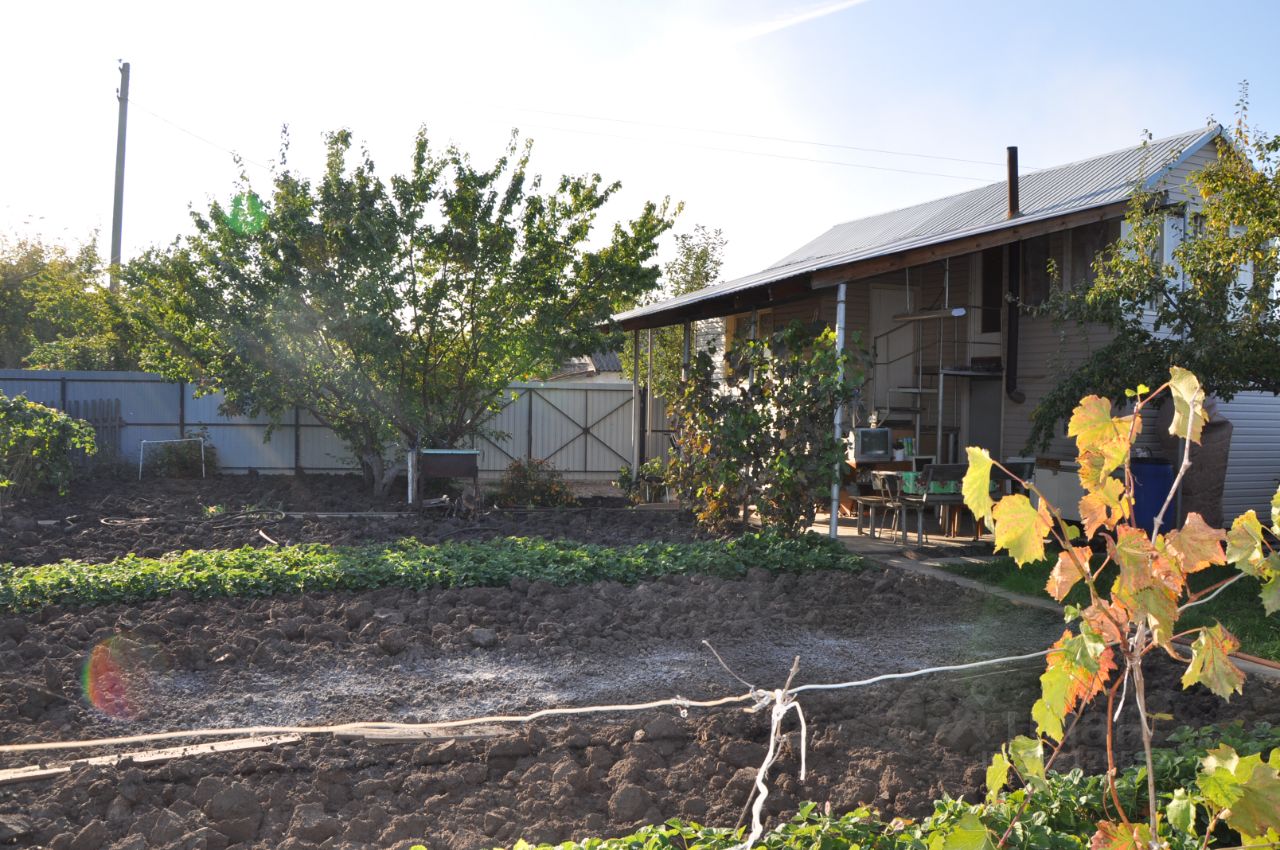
[[81, 635, 161, 719]]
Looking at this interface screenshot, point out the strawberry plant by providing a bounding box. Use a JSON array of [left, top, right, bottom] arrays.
[[964, 367, 1280, 849]]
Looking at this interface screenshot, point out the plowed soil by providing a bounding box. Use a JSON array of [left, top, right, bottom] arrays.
[[1, 479, 1277, 849], [1, 476, 697, 567]]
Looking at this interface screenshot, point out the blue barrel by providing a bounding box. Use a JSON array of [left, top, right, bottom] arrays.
[[1131, 458, 1175, 535]]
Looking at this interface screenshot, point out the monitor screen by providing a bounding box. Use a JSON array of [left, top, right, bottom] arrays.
[[854, 428, 892, 462]]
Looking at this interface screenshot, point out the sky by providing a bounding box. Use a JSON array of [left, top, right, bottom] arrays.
[[4, 0, 1279, 283]]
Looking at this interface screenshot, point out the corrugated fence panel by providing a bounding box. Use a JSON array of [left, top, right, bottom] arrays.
[[1, 371, 640, 480], [588, 387, 636, 474]]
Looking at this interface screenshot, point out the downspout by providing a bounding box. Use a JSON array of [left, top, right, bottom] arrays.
[[1005, 146, 1025, 404], [830, 282, 847, 539]]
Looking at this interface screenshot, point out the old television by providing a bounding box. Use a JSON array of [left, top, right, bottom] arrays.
[[852, 427, 892, 463]]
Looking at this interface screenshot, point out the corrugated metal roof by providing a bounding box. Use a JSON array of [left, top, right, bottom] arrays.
[[616, 125, 1221, 325]]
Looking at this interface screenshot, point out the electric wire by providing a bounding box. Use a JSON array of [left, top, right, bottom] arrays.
[[508, 105, 1041, 169]]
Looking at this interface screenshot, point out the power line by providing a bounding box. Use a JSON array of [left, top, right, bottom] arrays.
[[525, 121, 994, 181], [506, 105, 1039, 170], [126, 97, 274, 172]]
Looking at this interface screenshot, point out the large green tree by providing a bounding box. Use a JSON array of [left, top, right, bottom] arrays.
[[622, 225, 725, 400], [0, 237, 136, 370], [1029, 105, 1280, 449], [131, 129, 676, 494]]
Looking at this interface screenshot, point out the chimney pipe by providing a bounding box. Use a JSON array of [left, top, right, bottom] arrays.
[[1006, 146, 1020, 218]]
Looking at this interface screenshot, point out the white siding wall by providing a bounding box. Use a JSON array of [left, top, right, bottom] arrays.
[[1217, 392, 1280, 520]]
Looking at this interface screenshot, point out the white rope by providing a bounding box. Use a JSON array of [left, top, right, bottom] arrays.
[[788, 648, 1053, 695], [1180, 573, 1245, 612], [0, 693, 752, 754], [734, 689, 808, 850]]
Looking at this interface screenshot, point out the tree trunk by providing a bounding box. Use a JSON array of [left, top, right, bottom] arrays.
[[361, 451, 397, 498]]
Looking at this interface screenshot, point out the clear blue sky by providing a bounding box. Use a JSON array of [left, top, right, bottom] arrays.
[[4, 0, 1277, 281]]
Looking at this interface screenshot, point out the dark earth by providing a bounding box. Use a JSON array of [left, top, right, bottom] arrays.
[[1, 477, 1277, 849]]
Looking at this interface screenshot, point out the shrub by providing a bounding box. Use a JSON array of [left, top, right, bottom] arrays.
[[0, 392, 96, 515], [142, 427, 217, 478], [615, 457, 665, 505], [492, 458, 576, 508], [667, 322, 864, 536]]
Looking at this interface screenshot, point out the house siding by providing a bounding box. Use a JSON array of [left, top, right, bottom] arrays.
[[1217, 392, 1280, 520]]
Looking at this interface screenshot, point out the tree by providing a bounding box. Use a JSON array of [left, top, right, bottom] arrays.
[[621, 225, 725, 400], [130, 129, 677, 494], [0, 237, 136, 370], [1029, 100, 1280, 450]]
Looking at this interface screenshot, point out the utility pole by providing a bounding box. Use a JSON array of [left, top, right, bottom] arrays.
[[109, 61, 130, 292]]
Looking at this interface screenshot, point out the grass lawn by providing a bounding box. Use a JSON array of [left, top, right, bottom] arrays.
[[941, 555, 1280, 662]]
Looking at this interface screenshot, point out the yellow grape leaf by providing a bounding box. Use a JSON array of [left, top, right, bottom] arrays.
[[1227, 511, 1266, 574], [1090, 821, 1150, 850], [1165, 512, 1227, 574], [1112, 526, 1156, 595], [1068, 395, 1120, 450], [1262, 576, 1280, 616], [1035, 630, 1114, 741], [1134, 585, 1179, 647], [1083, 599, 1130, 645], [991, 494, 1052, 566], [962, 447, 995, 523], [1272, 487, 1280, 537], [1182, 623, 1245, 700], [1079, 477, 1128, 538], [1046, 547, 1092, 602], [1168, 366, 1207, 444]]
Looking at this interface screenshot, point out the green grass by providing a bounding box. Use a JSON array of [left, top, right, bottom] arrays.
[[940, 555, 1280, 662], [0, 530, 861, 613]]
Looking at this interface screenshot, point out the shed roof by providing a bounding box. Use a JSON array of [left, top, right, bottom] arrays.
[[615, 125, 1221, 328]]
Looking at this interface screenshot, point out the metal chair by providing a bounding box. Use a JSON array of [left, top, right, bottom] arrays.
[[851, 479, 891, 537], [881, 473, 931, 546]]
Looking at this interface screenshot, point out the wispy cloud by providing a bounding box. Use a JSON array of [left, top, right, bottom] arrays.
[[726, 0, 875, 43]]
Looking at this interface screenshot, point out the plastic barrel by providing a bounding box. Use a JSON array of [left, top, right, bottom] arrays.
[[1131, 458, 1175, 535]]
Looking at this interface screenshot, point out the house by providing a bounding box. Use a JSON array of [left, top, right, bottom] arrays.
[[544, 350, 625, 383], [614, 125, 1280, 525]]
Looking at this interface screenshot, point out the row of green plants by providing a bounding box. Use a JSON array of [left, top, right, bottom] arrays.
[[0, 530, 860, 612]]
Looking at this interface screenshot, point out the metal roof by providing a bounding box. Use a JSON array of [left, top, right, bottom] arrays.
[[615, 125, 1222, 326]]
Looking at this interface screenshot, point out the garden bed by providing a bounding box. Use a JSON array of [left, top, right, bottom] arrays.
[[2, 559, 1277, 849], [0, 475, 698, 567]]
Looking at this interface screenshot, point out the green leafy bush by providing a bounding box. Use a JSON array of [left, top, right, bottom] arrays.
[[492, 458, 577, 507], [0, 392, 96, 515], [614, 457, 665, 505], [0, 529, 859, 612], [143, 427, 217, 478], [667, 322, 864, 537]]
